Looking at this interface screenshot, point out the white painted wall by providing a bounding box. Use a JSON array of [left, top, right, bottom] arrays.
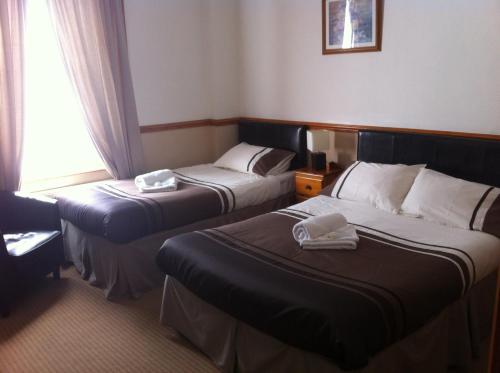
[[124, 0, 211, 125], [206, 0, 241, 119], [124, 0, 240, 126], [239, 0, 500, 134]]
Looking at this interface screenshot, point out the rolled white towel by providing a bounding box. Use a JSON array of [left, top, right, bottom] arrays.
[[292, 213, 349, 245], [301, 225, 359, 250]]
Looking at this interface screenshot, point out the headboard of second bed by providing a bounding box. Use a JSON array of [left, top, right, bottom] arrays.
[[358, 130, 500, 187], [238, 120, 307, 170]]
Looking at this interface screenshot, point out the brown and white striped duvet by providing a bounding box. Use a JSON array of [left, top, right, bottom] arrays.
[[157, 196, 500, 370], [57, 164, 288, 244]]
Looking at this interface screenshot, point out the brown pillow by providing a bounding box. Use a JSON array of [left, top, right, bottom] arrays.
[[252, 149, 295, 176], [480, 193, 500, 239]]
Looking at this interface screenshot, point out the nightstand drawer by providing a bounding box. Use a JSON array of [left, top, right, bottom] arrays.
[[295, 165, 344, 202], [296, 177, 323, 197]]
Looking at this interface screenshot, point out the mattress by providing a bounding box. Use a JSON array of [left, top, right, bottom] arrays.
[[57, 164, 294, 243], [157, 196, 500, 370]]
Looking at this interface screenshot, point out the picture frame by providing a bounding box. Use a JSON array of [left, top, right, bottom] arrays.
[[322, 0, 383, 55]]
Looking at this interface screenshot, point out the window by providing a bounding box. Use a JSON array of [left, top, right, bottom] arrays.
[[21, 0, 106, 191]]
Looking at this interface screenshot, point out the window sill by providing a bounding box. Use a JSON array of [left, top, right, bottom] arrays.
[[21, 169, 111, 193]]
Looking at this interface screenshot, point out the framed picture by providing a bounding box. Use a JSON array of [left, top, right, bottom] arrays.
[[322, 0, 383, 55]]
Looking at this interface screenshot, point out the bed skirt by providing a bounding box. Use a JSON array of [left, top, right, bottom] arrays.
[[62, 192, 295, 300], [160, 272, 496, 373]]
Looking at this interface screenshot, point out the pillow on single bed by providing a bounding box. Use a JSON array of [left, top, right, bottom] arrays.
[[214, 142, 295, 176], [401, 168, 500, 237], [331, 161, 425, 213]]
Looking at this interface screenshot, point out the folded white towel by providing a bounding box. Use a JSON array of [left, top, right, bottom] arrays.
[[135, 169, 177, 193], [292, 213, 349, 244], [135, 169, 174, 187], [301, 225, 359, 251]]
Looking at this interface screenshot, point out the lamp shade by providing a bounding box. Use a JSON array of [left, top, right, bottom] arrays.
[[306, 130, 330, 152]]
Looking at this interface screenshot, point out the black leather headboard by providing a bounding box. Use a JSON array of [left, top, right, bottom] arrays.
[[238, 120, 307, 170], [358, 131, 500, 187]]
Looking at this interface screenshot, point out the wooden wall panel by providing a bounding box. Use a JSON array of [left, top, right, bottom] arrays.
[[140, 116, 500, 141]]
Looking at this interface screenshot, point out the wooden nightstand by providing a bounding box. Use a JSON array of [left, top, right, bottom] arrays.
[[295, 165, 343, 202]]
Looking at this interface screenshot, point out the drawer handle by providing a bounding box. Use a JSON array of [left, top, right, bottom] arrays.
[[305, 185, 312, 191]]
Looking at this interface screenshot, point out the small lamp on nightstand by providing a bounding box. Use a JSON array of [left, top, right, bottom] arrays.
[[307, 130, 330, 171]]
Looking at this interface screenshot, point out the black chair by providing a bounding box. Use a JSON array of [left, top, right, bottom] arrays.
[[0, 191, 64, 317]]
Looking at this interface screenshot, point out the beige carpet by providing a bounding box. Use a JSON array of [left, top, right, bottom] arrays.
[[0, 267, 218, 373]]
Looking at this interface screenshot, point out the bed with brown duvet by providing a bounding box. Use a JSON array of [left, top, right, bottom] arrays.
[[56, 121, 307, 299], [156, 130, 500, 372]]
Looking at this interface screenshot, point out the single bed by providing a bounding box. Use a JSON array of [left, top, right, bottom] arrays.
[[57, 120, 307, 299], [156, 130, 500, 373]]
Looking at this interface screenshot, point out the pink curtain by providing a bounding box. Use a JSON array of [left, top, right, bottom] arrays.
[[47, 0, 144, 179], [0, 0, 25, 191]]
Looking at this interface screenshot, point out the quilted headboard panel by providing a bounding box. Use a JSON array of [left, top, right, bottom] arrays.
[[238, 120, 307, 170], [358, 131, 500, 187]]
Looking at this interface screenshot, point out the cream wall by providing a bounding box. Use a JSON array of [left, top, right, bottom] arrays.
[[140, 124, 239, 171], [141, 127, 215, 170], [213, 124, 239, 158], [239, 0, 500, 134]]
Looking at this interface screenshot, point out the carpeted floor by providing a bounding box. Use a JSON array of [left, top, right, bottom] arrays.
[[0, 267, 218, 373]]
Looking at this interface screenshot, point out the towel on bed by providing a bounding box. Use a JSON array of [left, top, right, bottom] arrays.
[[135, 169, 178, 193], [293, 213, 359, 250], [301, 225, 359, 250]]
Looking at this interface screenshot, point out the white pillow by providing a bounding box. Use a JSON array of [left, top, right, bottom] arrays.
[[331, 161, 425, 213], [214, 142, 295, 176], [401, 168, 500, 231]]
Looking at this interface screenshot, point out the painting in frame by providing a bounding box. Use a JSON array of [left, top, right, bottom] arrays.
[[322, 0, 383, 55]]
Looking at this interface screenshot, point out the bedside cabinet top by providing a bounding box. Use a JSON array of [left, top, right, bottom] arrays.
[[295, 165, 343, 179]]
